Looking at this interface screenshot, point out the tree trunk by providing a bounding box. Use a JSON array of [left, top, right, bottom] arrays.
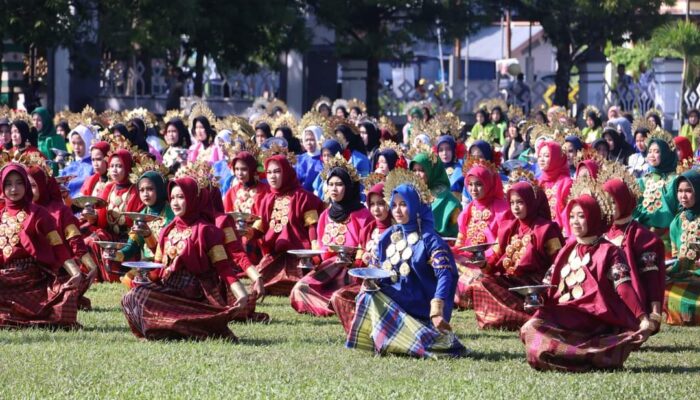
[[194, 51, 204, 97], [366, 56, 380, 117], [681, 54, 688, 119], [553, 42, 572, 107]]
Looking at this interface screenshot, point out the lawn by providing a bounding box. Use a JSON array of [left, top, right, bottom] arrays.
[[0, 284, 699, 399]]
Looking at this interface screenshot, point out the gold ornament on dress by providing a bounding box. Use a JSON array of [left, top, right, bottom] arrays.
[[99, 109, 124, 129], [383, 168, 433, 205], [219, 115, 255, 138], [507, 105, 525, 123], [327, 116, 360, 137], [102, 132, 139, 155], [376, 140, 403, 159], [347, 98, 367, 114], [568, 175, 616, 224], [320, 153, 361, 183]]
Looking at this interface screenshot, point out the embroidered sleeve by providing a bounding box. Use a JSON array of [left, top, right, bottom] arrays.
[[207, 245, 228, 264], [46, 230, 63, 246], [64, 224, 81, 240], [303, 210, 319, 226], [544, 238, 563, 256], [640, 252, 659, 273], [223, 227, 237, 244], [608, 263, 632, 288], [430, 249, 452, 270]]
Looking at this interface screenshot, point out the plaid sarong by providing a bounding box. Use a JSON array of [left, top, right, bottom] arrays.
[[520, 317, 639, 372], [665, 280, 700, 325], [346, 291, 468, 359], [469, 275, 535, 330]]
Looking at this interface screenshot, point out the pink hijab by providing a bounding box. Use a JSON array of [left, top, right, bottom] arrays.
[[537, 141, 570, 182]]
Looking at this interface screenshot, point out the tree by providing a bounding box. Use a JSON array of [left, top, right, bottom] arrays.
[[507, 0, 672, 107], [303, 0, 498, 116], [650, 19, 700, 114]]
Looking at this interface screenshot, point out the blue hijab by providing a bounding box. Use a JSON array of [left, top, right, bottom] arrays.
[[322, 138, 343, 156], [436, 135, 457, 164], [387, 183, 435, 235], [469, 140, 493, 162]]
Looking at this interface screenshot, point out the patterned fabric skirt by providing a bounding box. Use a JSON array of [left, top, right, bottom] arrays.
[[331, 284, 361, 334], [453, 255, 483, 309], [520, 317, 639, 372], [346, 291, 468, 359], [665, 279, 700, 325], [468, 274, 536, 330], [256, 253, 304, 296], [290, 258, 352, 317], [0, 258, 80, 329], [121, 270, 242, 341]]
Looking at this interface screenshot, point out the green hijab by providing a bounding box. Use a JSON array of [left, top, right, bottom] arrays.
[[675, 170, 700, 220], [648, 138, 678, 175], [409, 152, 461, 236], [31, 107, 55, 138], [138, 171, 168, 214]]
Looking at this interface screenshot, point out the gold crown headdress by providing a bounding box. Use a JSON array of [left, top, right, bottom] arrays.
[[507, 105, 525, 123], [596, 158, 641, 200], [298, 111, 330, 139], [347, 98, 367, 114], [124, 107, 156, 128], [129, 152, 170, 184], [376, 140, 403, 156], [677, 157, 697, 174], [529, 123, 567, 147], [462, 157, 498, 177], [421, 111, 464, 140], [645, 108, 662, 120], [266, 99, 288, 116], [567, 175, 616, 225], [383, 168, 434, 205], [102, 132, 139, 155], [100, 109, 124, 128], [252, 96, 270, 112], [164, 109, 187, 123], [312, 96, 332, 113], [221, 133, 259, 163], [646, 129, 675, 151], [320, 153, 361, 183], [10, 109, 32, 126], [188, 102, 217, 131], [378, 116, 397, 138], [363, 172, 386, 195], [53, 108, 72, 126], [406, 142, 438, 165], [219, 115, 255, 138], [259, 139, 297, 166], [251, 113, 275, 130], [17, 151, 52, 177], [0, 105, 11, 121], [328, 115, 360, 138], [473, 97, 507, 114], [272, 112, 299, 137], [631, 117, 654, 134], [506, 168, 541, 198], [582, 105, 601, 120], [174, 160, 218, 191], [332, 98, 349, 114]]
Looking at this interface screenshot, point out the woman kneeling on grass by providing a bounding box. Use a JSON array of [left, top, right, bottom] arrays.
[[345, 169, 467, 359], [121, 176, 249, 341], [520, 177, 655, 371]]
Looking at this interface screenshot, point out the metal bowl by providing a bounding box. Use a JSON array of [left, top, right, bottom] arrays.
[[72, 195, 107, 209], [327, 245, 359, 263], [502, 159, 528, 172], [349, 268, 392, 292], [93, 241, 127, 250], [509, 284, 555, 311], [458, 243, 496, 254], [55, 175, 75, 185], [288, 249, 325, 271], [509, 284, 555, 296], [120, 212, 162, 223], [121, 261, 164, 284]]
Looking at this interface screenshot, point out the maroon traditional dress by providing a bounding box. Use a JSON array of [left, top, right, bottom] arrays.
[[29, 166, 97, 311], [222, 151, 269, 264], [330, 183, 390, 332], [537, 141, 573, 236], [465, 182, 563, 329], [603, 179, 666, 321], [252, 155, 324, 296], [121, 177, 246, 340], [520, 195, 646, 371], [0, 164, 80, 329], [84, 150, 144, 282]]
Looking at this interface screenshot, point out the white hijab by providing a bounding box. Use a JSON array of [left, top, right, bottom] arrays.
[[69, 124, 95, 161]]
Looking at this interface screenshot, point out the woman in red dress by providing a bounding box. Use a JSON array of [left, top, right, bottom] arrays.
[[121, 176, 249, 340], [252, 155, 324, 295], [223, 151, 269, 264], [466, 180, 563, 329], [290, 156, 372, 316], [331, 180, 392, 333], [79, 141, 110, 197], [83, 149, 144, 282], [520, 189, 654, 371], [27, 164, 99, 310], [536, 141, 573, 236], [0, 164, 83, 329]]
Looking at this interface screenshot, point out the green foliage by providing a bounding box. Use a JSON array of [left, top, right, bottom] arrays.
[[0, 0, 87, 48], [1, 284, 700, 398], [650, 19, 700, 85]]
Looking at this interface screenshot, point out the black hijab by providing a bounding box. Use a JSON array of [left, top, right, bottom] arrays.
[[327, 167, 364, 223], [336, 124, 366, 154], [360, 121, 380, 154], [276, 126, 303, 155]]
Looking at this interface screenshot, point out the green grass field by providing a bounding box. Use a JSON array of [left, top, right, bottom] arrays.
[[1, 284, 699, 399]]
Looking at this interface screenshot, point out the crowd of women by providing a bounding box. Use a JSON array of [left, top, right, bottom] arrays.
[[0, 95, 698, 372]]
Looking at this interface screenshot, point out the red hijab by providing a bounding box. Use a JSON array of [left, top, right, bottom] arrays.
[[108, 149, 134, 185], [507, 181, 551, 223], [537, 141, 570, 182], [91, 141, 110, 156], [575, 159, 599, 180], [566, 194, 608, 238], [264, 155, 299, 195], [465, 164, 504, 206], [1, 163, 33, 210], [674, 136, 693, 162], [231, 151, 259, 186], [168, 177, 204, 227], [366, 182, 391, 230], [27, 166, 62, 207], [602, 178, 635, 221]]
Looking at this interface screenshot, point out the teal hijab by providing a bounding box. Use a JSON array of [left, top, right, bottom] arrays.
[[648, 139, 678, 174], [31, 107, 55, 138], [138, 171, 168, 214], [675, 170, 700, 221]]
